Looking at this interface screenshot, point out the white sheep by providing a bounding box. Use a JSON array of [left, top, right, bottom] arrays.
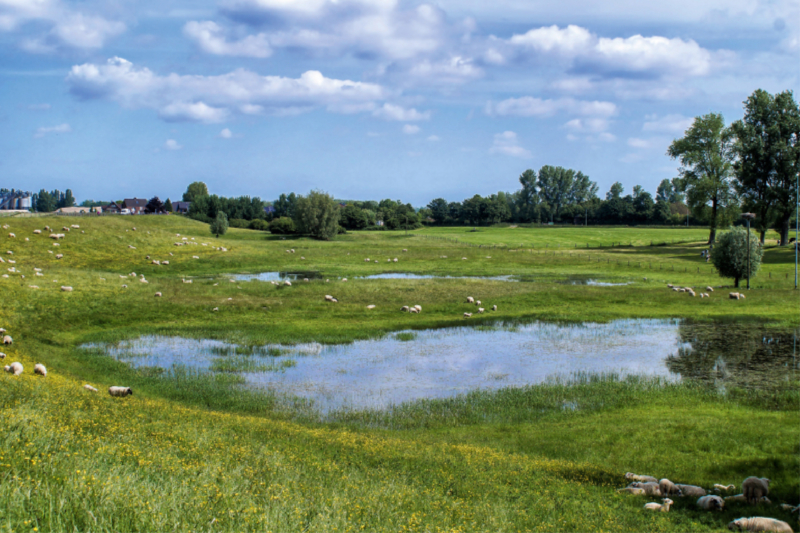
[[155, 292, 162, 297], [393, 258, 398, 262], [401, 306, 410, 312], [492, 305, 498, 311], [630, 482, 662, 497], [342, 278, 347, 282], [284, 280, 292, 286], [8, 233, 15, 238], [730, 292, 741, 299], [466, 297, 475, 303], [0, 352, 4, 359], [162, 261, 169, 265], [414, 305, 421, 312], [402, 249, 407, 252], [476, 300, 481, 306], [4, 362, 23, 375], [410, 307, 419, 314], [212, 307, 219, 312], [3, 335, 12, 345], [55, 254, 63, 259], [697, 495, 724, 511], [478, 308, 484, 313], [33, 230, 41, 235], [644, 498, 673, 512], [325, 295, 334, 301], [676, 484, 707, 498], [659, 479, 681, 495], [152, 260, 161, 265], [727, 517, 793, 532], [61, 286, 73, 292], [742, 477, 770, 505], [366, 305, 376, 309], [617, 487, 646, 495], [463, 312, 472, 318], [365, 258, 370, 262], [108, 386, 133, 397], [83, 384, 98, 392], [34, 364, 47, 377], [707, 286, 714, 292], [714, 484, 736, 492], [724, 494, 772, 505]]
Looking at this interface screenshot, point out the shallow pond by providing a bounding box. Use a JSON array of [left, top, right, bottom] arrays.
[[84, 320, 798, 413], [232, 271, 630, 285]]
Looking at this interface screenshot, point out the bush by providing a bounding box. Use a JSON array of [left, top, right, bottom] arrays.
[[210, 212, 229, 237], [269, 217, 296, 235], [710, 226, 763, 287], [228, 218, 249, 228], [337, 225, 347, 234], [249, 219, 270, 231]]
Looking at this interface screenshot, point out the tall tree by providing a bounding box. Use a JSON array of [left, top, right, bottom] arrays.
[[668, 113, 737, 243], [164, 198, 173, 212], [606, 182, 624, 200], [182, 181, 209, 202], [63, 189, 76, 208], [210, 211, 228, 237], [293, 190, 340, 240], [732, 89, 800, 245], [536, 165, 597, 223], [427, 198, 449, 224], [517, 169, 539, 222], [36, 189, 56, 212]]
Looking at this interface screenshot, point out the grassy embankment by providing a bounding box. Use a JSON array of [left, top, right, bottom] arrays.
[[0, 215, 797, 532]]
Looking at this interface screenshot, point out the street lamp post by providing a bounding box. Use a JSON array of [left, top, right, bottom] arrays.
[[742, 213, 756, 290]]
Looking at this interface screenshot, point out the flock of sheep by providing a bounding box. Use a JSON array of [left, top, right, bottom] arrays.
[[666, 283, 749, 301], [621, 472, 797, 531]]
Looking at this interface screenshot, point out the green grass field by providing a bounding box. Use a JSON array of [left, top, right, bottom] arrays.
[[0, 215, 797, 532]]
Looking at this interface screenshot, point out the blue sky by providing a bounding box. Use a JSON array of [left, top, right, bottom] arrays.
[[1, 0, 797, 205]]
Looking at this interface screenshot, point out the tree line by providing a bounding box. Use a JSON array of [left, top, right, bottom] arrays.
[[30, 189, 76, 212]]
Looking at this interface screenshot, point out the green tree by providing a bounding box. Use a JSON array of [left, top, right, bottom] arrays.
[[36, 189, 56, 212], [63, 189, 76, 208], [145, 196, 165, 214], [606, 182, 624, 200], [164, 198, 173, 212], [732, 89, 800, 245], [710, 226, 763, 288], [427, 198, 449, 224], [293, 190, 340, 240], [517, 169, 540, 222], [536, 165, 597, 223], [668, 113, 737, 243], [340, 205, 370, 230], [268, 217, 296, 234], [210, 211, 228, 237], [183, 181, 209, 203]]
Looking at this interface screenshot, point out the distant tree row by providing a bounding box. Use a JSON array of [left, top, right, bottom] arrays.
[[30, 189, 75, 212]]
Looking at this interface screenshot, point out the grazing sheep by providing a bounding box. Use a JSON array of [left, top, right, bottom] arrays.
[[325, 295, 334, 301], [414, 305, 421, 312], [162, 261, 169, 265], [193, 256, 199, 259], [715, 484, 736, 492], [659, 479, 682, 496], [697, 495, 725, 511], [4, 362, 23, 375], [0, 352, 4, 358], [152, 260, 160, 265], [341, 278, 347, 282], [60, 286, 73, 292], [212, 307, 218, 312], [617, 487, 646, 495], [727, 517, 793, 532], [366, 305, 376, 309], [463, 312, 472, 318], [83, 384, 98, 392], [121, 284, 127, 288], [779, 504, 799, 513], [462, 257, 467, 260], [34, 364, 47, 377], [393, 258, 398, 262], [630, 482, 662, 497], [476, 300, 481, 306], [466, 297, 475, 303], [401, 306, 410, 312], [492, 305, 497, 311], [108, 386, 133, 397], [730, 292, 741, 299], [402, 249, 407, 252], [3, 335, 12, 345], [743, 478, 770, 505], [365, 258, 370, 262], [155, 292, 162, 297], [7, 233, 14, 238], [410, 307, 419, 314], [676, 484, 707, 498], [284, 280, 292, 286], [304, 278, 309, 282], [478, 308, 485, 313], [33, 230, 41, 234], [707, 286, 714, 292], [625, 472, 658, 483], [644, 498, 674, 512], [724, 494, 772, 505], [55, 254, 63, 259]]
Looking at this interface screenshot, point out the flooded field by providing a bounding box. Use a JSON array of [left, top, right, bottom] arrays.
[[232, 271, 631, 285], [84, 320, 798, 413]]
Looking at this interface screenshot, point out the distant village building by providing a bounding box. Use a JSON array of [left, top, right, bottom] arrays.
[[56, 206, 99, 215], [0, 191, 32, 211], [122, 198, 148, 214], [173, 201, 191, 214], [104, 202, 123, 214]]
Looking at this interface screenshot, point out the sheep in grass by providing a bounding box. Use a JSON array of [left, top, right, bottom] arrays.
[[60, 286, 73, 292], [33, 230, 41, 235], [155, 292, 162, 297], [676, 484, 707, 498], [414, 305, 421, 312], [324, 295, 334, 302], [466, 297, 475, 303], [0, 352, 4, 359], [55, 254, 63, 259], [212, 307, 218, 312], [476, 300, 481, 306], [34, 364, 46, 377], [108, 386, 133, 397], [366, 305, 376, 310], [401, 306, 410, 312], [3, 335, 12, 345], [463, 312, 472, 318], [742, 477, 770, 505], [697, 495, 725, 511], [4, 362, 23, 375], [779, 504, 799, 513], [617, 487, 646, 495], [644, 498, 674, 512], [284, 280, 292, 286], [7, 233, 14, 238], [725, 495, 772, 505], [707, 286, 715, 292], [478, 308, 484, 313], [659, 479, 682, 496], [630, 482, 662, 497], [715, 484, 736, 493], [409, 307, 419, 314], [730, 292, 742, 300], [83, 384, 98, 392], [727, 517, 793, 532]]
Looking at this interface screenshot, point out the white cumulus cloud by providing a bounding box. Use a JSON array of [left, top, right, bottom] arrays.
[[66, 57, 386, 123], [164, 139, 183, 150], [184, 21, 271, 58], [489, 131, 531, 158], [34, 123, 70, 138], [219, 128, 233, 138], [402, 124, 420, 134], [372, 103, 430, 121], [485, 96, 617, 118], [642, 113, 693, 133]]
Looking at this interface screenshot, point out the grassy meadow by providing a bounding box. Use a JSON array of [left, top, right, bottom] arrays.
[[0, 214, 798, 532]]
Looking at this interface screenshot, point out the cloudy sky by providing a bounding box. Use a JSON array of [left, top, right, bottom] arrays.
[[1, 0, 797, 205]]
